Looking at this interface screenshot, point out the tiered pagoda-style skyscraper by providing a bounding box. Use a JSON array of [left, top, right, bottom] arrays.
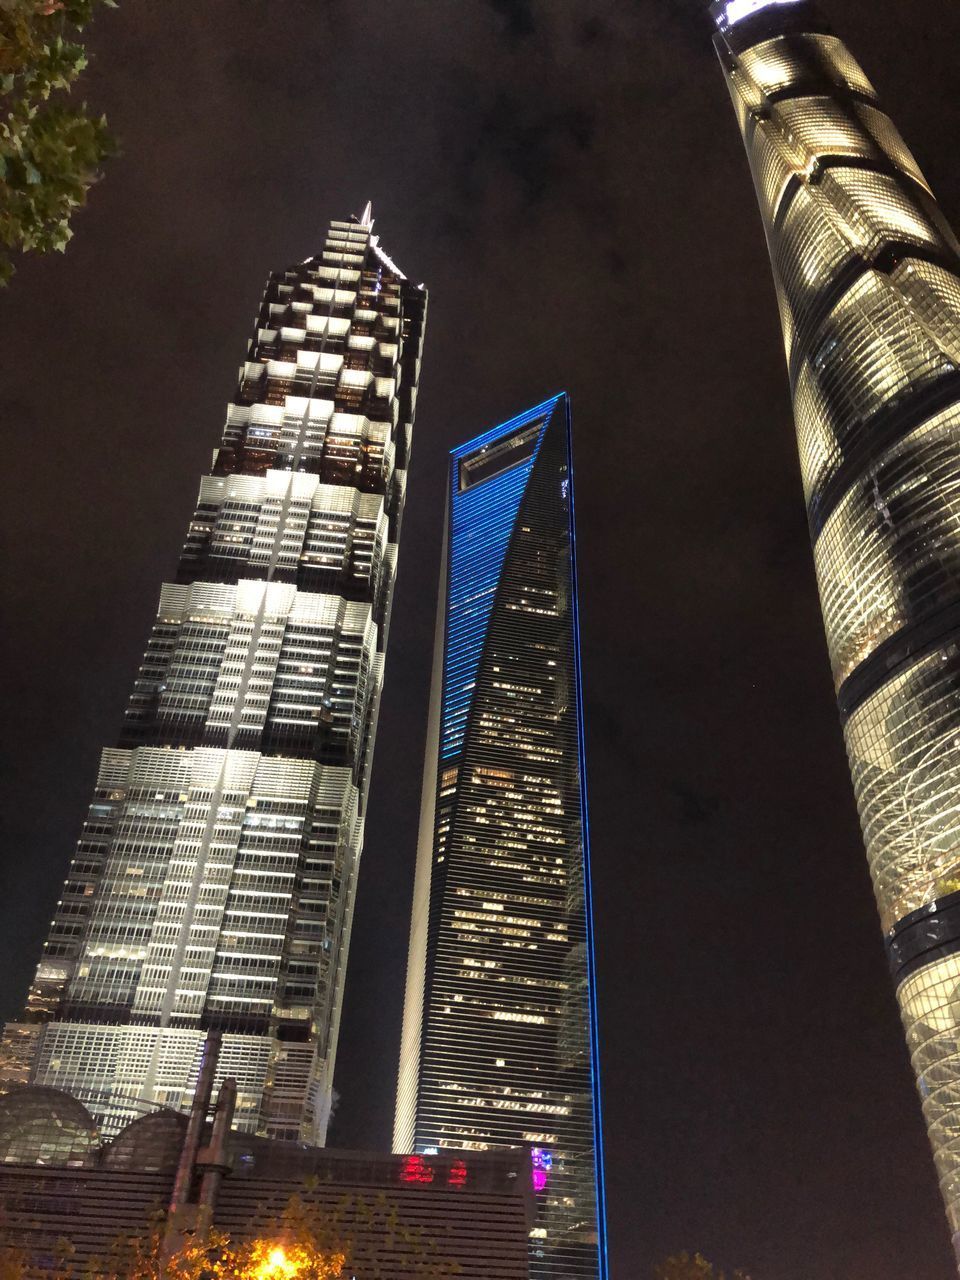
[[1, 207, 426, 1144], [712, 0, 960, 1259], [394, 395, 607, 1280]]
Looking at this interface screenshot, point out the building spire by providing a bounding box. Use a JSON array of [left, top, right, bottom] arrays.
[[0, 206, 428, 1144], [359, 200, 374, 229]]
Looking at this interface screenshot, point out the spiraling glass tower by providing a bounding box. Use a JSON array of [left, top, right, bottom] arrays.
[[712, 0, 960, 1258], [394, 395, 607, 1280], [0, 207, 426, 1143]]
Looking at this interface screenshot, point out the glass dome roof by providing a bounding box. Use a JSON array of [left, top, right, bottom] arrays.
[[0, 1085, 98, 1167]]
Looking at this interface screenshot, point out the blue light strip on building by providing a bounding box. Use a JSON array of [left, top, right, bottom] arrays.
[[563, 395, 610, 1280], [448, 394, 564, 463], [441, 396, 563, 760]]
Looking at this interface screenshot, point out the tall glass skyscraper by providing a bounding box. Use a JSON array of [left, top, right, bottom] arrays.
[[394, 395, 607, 1280], [712, 0, 960, 1258], [0, 208, 426, 1144]]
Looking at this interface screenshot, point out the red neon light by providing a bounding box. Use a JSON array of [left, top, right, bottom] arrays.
[[448, 1158, 468, 1187], [401, 1154, 435, 1184]]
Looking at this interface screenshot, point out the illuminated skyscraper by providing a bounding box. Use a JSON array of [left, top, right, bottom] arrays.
[[394, 395, 607, 1280], [1, 208, 426, 1143], [712, 0, 960, 1258]]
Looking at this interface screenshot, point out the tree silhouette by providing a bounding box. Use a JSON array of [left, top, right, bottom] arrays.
[[654, 1252, 753, 1280], [86, 1190, 460, 1278], [0, 0, 115, 283]]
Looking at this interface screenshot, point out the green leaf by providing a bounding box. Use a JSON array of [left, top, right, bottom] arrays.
[[0, 0, 116, 285]]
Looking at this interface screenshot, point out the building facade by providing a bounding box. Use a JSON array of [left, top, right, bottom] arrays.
[[712, 0, 960, 1260], [0, 1085, 533, 1280], [394, 395, 607, 1280], [1, 208, 426, 1144]]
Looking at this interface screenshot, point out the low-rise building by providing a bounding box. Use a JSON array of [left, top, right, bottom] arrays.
[[0, 1082, 532, 1278]]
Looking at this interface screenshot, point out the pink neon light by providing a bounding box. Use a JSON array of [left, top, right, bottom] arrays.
[[531, 1146, 553, 1195]]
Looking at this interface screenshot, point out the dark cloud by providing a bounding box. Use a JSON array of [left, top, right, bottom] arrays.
[[577, 16, 608, 46], [673, 784, 722, 826], [3, 2, 960, 1278], [485, 0, 537, 39], [468, 96, 596, 203]]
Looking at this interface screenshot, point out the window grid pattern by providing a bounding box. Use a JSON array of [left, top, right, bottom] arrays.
[[441, 401, 556, 760], [121, 581, 379, 779], [739, 32, 877, 101], [845, 647, 960, 931], [178, 472, 392, 628], [716, 10, 960, 1251], [899, 951, 960, 1234], [815, 407, 960, 688], [396, 398, 606, 1280], [3, 215, 426, 1145], [0, 1148, 532, 1280]]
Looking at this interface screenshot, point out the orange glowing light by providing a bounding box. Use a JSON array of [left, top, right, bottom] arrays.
[[241, 1232, 346, 1279], [250, 1244, 298, 1278]]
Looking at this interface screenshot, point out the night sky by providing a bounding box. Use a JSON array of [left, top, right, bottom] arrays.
[[2, 2, 960, 1276]]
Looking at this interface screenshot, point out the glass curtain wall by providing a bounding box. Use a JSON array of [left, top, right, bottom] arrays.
[[712, 0, 960, 1260], [394, 395, 607, 1280], [0, 211, 426, 1143]]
